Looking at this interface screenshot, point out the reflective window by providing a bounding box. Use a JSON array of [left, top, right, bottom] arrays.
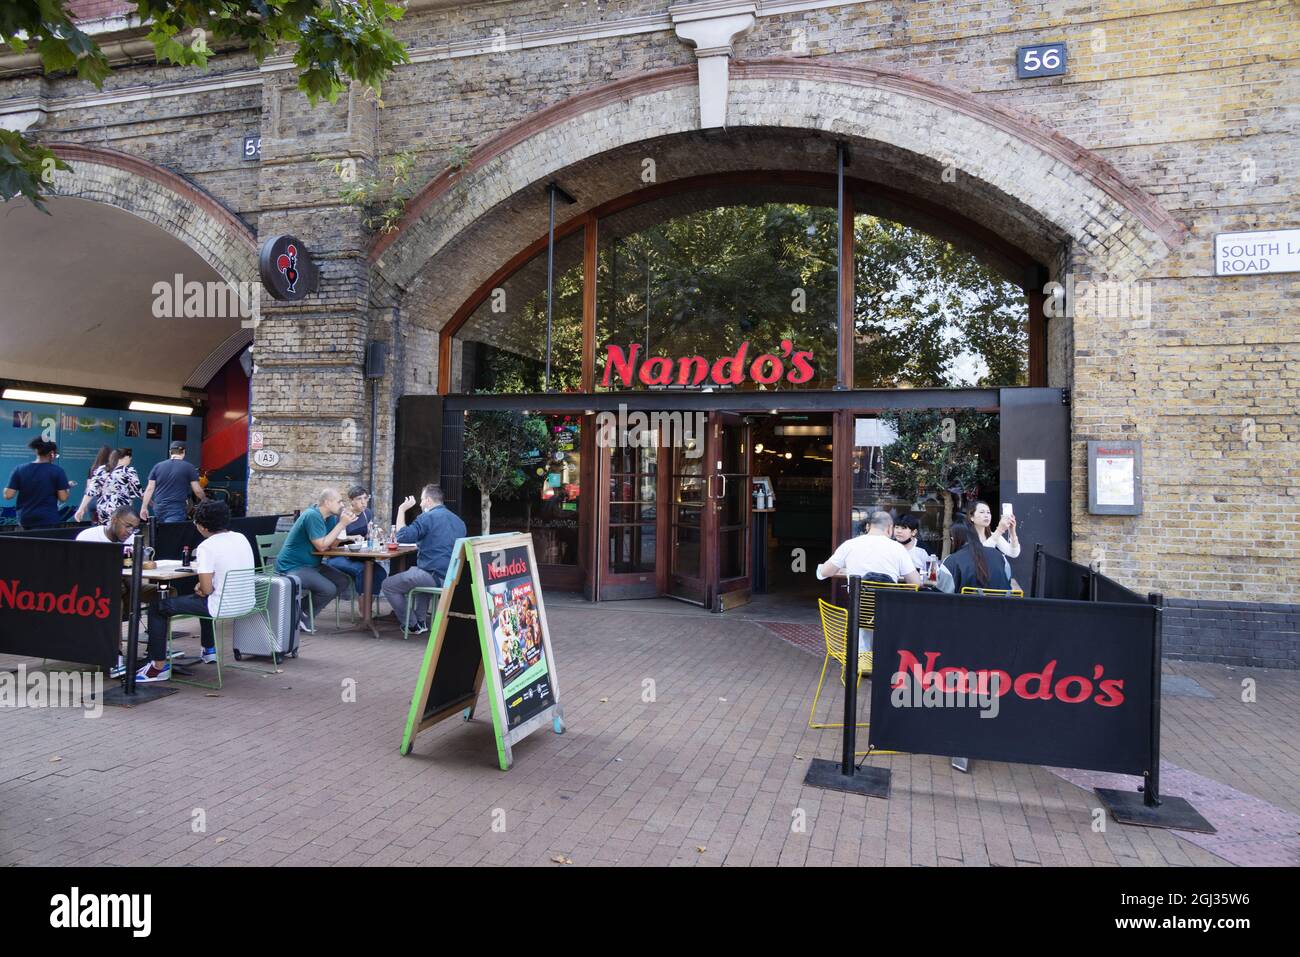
[[461, 414, 581, 565], [854, 215, 1028, 388], [449, 231, 584, 394], [596, 188, 840, 391]]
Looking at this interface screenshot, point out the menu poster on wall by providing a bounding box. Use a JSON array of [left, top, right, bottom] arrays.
[[401, 532, 564, 770], [1088, 441, 1143, 515]]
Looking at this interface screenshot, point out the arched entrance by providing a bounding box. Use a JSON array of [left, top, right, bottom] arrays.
[[0, 145, 257, 516], [370, 60, 1184, 609]]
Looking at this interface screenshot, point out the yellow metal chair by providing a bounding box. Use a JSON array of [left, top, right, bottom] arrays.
[[808, 599, 872, 730], [856, 580, 921, 677], [959, 587, 1024, 597]]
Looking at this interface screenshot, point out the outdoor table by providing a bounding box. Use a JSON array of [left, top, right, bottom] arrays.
[[120, 565, 198, 682], [312, 544, 418, 638]]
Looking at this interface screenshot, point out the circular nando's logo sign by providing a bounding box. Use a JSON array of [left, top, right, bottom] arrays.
[[258, 234, 319, 301]]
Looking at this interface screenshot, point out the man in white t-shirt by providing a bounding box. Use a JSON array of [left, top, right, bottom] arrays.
[[75, 505, 138, 546], [816, 511, 920, 658], [817, 511, 921, 585], [138, 500, 255, 683]]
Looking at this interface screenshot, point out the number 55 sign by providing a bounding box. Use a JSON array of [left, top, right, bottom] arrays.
[[1016, 42, 1067, 78]]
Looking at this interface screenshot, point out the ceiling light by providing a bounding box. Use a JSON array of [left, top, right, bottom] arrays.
[[129, 400, 193, 415], [3, 388, 86, 405]]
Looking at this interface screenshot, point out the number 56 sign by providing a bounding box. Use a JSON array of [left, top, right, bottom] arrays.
[[1016, 42, 1067, 78]]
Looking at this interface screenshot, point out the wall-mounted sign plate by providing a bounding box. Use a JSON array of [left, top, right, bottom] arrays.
[[1088, 440, 1142, 515], [1214, 228, 1300, 276], [258, 235, 319, 301], [1016, 42, 1067, 78], [252, 448, 280, 468]]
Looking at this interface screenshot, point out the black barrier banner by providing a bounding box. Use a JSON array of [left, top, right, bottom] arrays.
[[869, 591, 1154, 775], [0, 538, 122, 667]]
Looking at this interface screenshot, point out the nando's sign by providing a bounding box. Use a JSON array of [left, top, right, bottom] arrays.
[[600, 340, 815, 389]]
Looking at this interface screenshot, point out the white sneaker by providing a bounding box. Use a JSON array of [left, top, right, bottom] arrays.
[[299, 615, 316, 634], [109, 656, 125, 679]]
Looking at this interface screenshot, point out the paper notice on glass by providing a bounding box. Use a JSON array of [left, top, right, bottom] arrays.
[[1016, 459, 1045, 494], [1096, 455, 1135, 506]]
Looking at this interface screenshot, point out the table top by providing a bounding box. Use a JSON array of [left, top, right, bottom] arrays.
[[122, 566, 198, 581], [314, 544, 417, 559]]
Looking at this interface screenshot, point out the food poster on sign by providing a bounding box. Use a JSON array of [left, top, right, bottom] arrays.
[[479, 544, 554, 729]]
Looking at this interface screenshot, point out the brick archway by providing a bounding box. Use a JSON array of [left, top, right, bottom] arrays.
[[370, 58, 1187, 316], [46, 143, 259, 289]]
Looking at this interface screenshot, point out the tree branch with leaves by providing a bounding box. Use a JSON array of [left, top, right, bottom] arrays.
[[1, 0, 409, 209]]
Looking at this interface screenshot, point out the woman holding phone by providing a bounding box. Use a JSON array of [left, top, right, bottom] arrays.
[[966, 500, 1020, 559]]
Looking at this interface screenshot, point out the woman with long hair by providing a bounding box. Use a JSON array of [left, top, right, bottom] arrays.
[[74, 444, 114, 523], [99, 448, 143, 524], [942, 523, 1012, 593], [966, 499, 1020, 559]]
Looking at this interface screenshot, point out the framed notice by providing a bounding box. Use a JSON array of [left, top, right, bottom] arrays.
[[400, 532, 564, 770], [1088, 440, 1142, 515]]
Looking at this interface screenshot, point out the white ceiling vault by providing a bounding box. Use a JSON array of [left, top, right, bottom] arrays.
[[0, 196, 244, 399]]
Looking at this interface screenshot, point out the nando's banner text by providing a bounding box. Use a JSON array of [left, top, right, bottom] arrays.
[[0, 538, 122, 668], [868, 591, 1155, 775]]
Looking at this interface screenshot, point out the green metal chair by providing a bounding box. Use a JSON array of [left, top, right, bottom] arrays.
[[254, 531, 358, 630], [402, 586, 444, 639], [165, 568, 272, 691]]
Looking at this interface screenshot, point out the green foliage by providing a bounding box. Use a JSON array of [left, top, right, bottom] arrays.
[[324, 150, 417, 235], [596, 202, 840, 387], [880, 409, 999, 549], [0, 1, 409, 205], [881, 410, 998, 501], [463, 410, 553, 504], [855, 217, 1028, 387], [0, 129, 69, 212]]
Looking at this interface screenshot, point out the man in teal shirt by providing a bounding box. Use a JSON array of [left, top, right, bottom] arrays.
[[276, 487, 357, 633]]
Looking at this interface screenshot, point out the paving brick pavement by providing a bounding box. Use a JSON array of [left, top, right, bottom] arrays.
[[2, 596, 1296, 867]]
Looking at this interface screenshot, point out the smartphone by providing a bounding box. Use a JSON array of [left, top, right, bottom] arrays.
[[1002, 502, 1014, 517]]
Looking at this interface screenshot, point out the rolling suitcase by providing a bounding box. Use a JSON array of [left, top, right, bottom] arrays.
[[232, 574, 301, 661]]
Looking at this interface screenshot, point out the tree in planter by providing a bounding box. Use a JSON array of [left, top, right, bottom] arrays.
[[879, 410, 999, 556], [463, 410, 553, 535]]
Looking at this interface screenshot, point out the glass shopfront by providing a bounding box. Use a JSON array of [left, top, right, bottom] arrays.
[[439, 175, 1044, 608]]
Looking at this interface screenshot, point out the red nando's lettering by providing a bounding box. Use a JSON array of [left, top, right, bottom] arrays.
[[487, 558, 529, 581], [600, 340, 814, 388], [0, 579, 113, 619], [890, 649, 1125, 707]]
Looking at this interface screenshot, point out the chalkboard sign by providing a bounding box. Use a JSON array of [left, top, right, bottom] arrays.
[[400, 533, 564, 770]]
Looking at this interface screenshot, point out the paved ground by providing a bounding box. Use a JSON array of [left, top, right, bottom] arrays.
[[2, 594, 1297, 867]]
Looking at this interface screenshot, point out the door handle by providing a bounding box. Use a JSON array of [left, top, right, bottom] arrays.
[[718, 473, 727, 500]]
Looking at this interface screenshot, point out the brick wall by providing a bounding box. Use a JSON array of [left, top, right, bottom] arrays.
[[2, 0, 1295, 610], [1164, 599, 1299, 670]]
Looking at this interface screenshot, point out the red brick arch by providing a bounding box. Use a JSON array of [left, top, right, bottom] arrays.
[[369, 58, 1187, 287], [46, 142, 259, 287]]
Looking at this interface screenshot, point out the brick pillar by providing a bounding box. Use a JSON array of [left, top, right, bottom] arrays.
[[247, 76, 377, 515]]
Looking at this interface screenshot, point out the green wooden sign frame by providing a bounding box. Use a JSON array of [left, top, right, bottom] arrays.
[[400, 532, 565, 770]]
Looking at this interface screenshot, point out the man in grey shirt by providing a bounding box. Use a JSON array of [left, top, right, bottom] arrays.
[[141, 442, 204, 523]]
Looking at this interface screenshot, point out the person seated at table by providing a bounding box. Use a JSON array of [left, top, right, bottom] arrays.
[[817, 510, 921, 586], [816, 511, 920, 659], [275, 488, 357, 633], [76, 505, 139, 545], [4, 437, 70, 530], [137, 500, 255, 683], [324, 484, 387, 600], [941, 523, 1012, 593], [892, 513, 933, 574], [381, 484, 467, 634]]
